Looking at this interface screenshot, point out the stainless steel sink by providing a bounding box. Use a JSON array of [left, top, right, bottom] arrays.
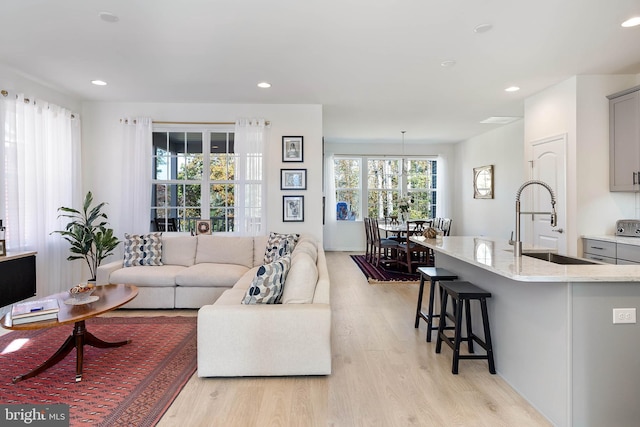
[[522, 251, 598, 265]]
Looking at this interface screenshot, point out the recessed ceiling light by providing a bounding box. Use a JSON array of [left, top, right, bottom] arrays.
[[440, 60, 456, 68], [621, 17, 640, 27], [505, 86, 520, 92], [257, 82, 271, 88], [91, 80, 107, 86], [480, 116, 521, 124], [98, 12, 119, 23], [474, 23, 493, 33]]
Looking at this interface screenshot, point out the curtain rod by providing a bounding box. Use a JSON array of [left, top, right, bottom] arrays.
[[152, 120, 270, 126], [1, 89, 77, 119], [120, 119, 271, 126]]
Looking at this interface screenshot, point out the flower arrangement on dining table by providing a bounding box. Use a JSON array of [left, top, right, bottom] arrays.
[[397, 195, 413, 222]]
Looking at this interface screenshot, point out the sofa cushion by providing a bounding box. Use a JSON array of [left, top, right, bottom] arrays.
[[253, 235, 269, 267], [196, 235, 254, 268], [242, 255, 291, 304], [281, 252, 318, 304], [162, 235, 197, 267], [291, 240, 317, 263], [233, 266, 260, 291], [264, 232, 299, 263], [123, 233, 163, 267], [176, 263, 250, 287], [110, 265, 184, 287]]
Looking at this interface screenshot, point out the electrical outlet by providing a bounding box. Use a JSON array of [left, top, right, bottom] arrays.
[[613, 308, 636, 324]]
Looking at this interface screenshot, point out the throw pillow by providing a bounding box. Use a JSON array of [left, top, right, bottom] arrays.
[[264, 232, 299, 263], [123, 232, 164, 267], [242, 255, 291, 304]]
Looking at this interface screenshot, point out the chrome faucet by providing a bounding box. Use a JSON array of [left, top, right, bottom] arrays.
[[511, 180, 557, 257]]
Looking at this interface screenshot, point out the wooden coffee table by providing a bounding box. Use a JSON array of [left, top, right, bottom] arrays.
[[1, 284, 138, 383]]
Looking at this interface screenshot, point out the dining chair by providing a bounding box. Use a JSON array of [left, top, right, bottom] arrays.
[[440, 218, 452, 236], [364, 218, 373, 262], [371, 218, 400, 267], [396, 220, 431, 273]]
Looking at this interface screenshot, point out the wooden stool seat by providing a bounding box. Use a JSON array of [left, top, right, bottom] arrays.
[[435, 281, 496, 374], [415, 267, 458, 342]]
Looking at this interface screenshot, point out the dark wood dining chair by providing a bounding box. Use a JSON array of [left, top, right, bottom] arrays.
[[364, 218, 373, 262], [371, 218, 400, 267], [396, 220, 431, 273]]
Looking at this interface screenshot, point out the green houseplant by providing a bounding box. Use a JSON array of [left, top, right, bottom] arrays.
[[52, 191, 120, 281]]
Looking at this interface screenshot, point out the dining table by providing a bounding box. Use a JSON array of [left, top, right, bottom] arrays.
[[378, 219, 433, 238]]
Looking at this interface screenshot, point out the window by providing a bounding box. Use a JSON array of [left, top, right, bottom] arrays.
[[334, 155, 437, 221], [152, 127, 260, 233], [334, 158, 361, 220]]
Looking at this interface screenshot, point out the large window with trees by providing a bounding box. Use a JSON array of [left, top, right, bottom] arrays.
[[334, 156, 437, 221], [152, 127, 255, 233]]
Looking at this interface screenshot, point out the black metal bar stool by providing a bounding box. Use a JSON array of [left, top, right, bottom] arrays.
[[435, 281, 496, 374], [415, 267, 458, 342]]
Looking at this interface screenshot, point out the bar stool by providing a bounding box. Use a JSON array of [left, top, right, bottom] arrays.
[[435, 281, 496, 374], [415, 267, 458, 342]]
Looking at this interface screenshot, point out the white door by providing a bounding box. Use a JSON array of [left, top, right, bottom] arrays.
[[527, 134, 567, 253]]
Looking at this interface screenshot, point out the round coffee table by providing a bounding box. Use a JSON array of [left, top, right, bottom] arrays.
[[1, 284, 138, 383]]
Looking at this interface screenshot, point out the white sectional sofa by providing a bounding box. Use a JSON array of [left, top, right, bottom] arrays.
[[96, 232, 332, 377]]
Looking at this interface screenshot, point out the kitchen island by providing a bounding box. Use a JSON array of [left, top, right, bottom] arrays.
[[412, 236, 640, 427]]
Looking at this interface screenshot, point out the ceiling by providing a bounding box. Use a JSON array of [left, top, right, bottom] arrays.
[[1, 0, 639, 144]]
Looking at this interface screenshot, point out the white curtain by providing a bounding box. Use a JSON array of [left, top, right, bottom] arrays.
[[324, 152, 337, 226], [436, 155, 449, 218], [234, 118, 267, 236], [0, 93, 82, 297], [119, 117, 153, 235]]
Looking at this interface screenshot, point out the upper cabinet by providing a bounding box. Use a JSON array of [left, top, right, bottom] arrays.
[[609, 85, 640, 192]]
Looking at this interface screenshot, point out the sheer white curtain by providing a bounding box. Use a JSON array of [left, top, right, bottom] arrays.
[[119, 117, 153, 235], [234, 118, 267, 236], [324, 152, 337, 227], [0, 93, 82, 296], [436, 155, 449, 218]]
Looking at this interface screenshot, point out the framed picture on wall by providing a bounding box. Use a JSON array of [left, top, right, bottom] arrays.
[[473, 165, 494, 199], [195, 219, 212, 235], [283, 195, 304, 222], [282, 136, 303, 162], [280, 169, 307, 190]]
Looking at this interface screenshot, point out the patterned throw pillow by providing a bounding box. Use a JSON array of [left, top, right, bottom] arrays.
[[123, 233, 164, 267], [242, 255, 292, 304], [263, 232, 299, 263]]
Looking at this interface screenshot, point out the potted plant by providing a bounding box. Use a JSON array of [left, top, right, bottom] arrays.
[[52, 191, 120, 282]]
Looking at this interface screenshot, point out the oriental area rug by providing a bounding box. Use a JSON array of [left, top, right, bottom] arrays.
[[350, 254, 421, 283], [0, 316, 196, 426]]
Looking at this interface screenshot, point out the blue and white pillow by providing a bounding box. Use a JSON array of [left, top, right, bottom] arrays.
[[242, 255, 292, 304], [264, 232, 299, 263], [123, 233, 163, 267]]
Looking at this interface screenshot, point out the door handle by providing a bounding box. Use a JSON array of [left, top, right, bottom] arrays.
[[552, 228, 564, 234], [635, 172, 639, 185]]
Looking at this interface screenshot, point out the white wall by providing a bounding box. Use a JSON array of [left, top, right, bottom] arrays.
[[81, 102, 324, 245], [0, 63, 81, 112], [525, 74, 640, 255], [323, 141, 455, 251], [453, 120, 525, 238]]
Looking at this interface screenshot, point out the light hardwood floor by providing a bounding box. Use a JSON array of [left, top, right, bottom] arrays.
[[4, 252, 553, 426]]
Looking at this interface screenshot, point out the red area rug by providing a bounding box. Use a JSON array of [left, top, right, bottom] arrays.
[[350, 254, 421, 283], [0, 316, 196, 426]]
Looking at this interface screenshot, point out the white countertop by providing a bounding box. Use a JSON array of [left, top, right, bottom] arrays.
[[411, 236, 640, 283]]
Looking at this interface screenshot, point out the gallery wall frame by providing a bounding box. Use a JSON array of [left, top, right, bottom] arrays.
[[280, 169, 307, 190], [282, 136, 303, 162], [283, 195, 304, 222]]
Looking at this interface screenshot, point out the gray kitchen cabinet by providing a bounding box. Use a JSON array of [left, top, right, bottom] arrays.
[[608, 85, 640, 192], [616, 243, 640, 264], [582, 238, 617, 264]]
